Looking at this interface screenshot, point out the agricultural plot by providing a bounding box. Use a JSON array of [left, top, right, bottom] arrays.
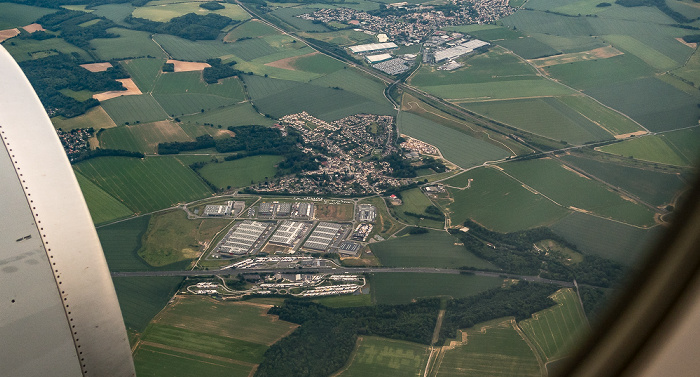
[[133, 345, 251, 377], [224, 20, 278, 41], [101, 94, 169, 125], [550, 212, 660, 264], [561, 154, 685, 207], [313, 294, 372, 308], [390, 187, 444, 229], [444, 24, 523, 42], [197, 155, 284, 189], [92, 3, 136, 25], [369, 230, 496, 269], [153, 34, 238, 62], [339, 336, 429, 377], [243, 74, 303, 100], [556, 95, 643, 136], [98, 214, 160, 274], [398, 112, 510, 168], [132, 2, 249, 22], [425, 79, 574, 102], [75, 171, 133, 225], [290, 53, 345, 74], [496, 36, 560, 59], [181, 102, 275, 128], [121, 58, 165, 92], [91, 28, 167, 60], [74, 156, 212, 213], [500, 10, 594, 37], [299, 29, 375, 46], [112, 276, 184, 332], [500, 158, 656, 227], [154, 72, 245, 100], [101, 120, 194, 154], [531, 33, 606, 54], [462, 97, 613, 145], [3, 37, 93, 62], [445, 167, 570, 232], [0, 3, 54, 29], [660, 127, 700, 164], [369, 273, 502, 305], [602, 35, 678, 71], [309, 68, 389, 105], [270, 7, 330, 32], [153, 93, 238, 116], [598, 135, 691, 166], [51, 106, 117, 131], [585, 77, 700, 133], [545, 53, 655, 90], [228, 37, 279, 61], [434, 320, 541, 377], [519, 288, 588, 361]]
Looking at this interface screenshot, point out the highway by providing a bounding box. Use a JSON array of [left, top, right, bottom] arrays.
[[111, 266, 574, 287]]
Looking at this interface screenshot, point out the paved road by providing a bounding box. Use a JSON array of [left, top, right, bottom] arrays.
[[111, 266, 574, 287]]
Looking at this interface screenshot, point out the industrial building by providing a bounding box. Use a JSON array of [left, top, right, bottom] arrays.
[[351, 223, 373, 241], [338, 241, 361, 256], [268, 221, 307, 247], [357, 204, 377, 222], [232, 201, 246, 216], [203, 201, 233, 217], [276, 202, 292, 217], [259, 202, 274, 217], [292, 202, 314, 219], [433, 39, 489, 62], [365, 53, 393, 64], [349, 42, 398, 54], [218, 221, 273, 255], [303, 222, 345, 251]]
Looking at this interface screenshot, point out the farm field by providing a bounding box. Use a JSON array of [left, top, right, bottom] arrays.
[[550, 212, 660, 264], [138, 209, 230, 267], [500, 158, 657, 227], [530, 33, 606, 54], [0, 3, 54, 29], [433, 319, 541, 377], [133, 345, 251, 377], [425, 79, 574, 102], [369, 230, 496, 269], [74, 156, 212, 213], [584, 77, 700, 132], [462, 97, 613, 145], [270, 7, 330, 32], [3, 37, 93, 62], [99, 120, 194, 154], [101, 94, 169, 125], [224, 20, 278, 41], [561, 154, 685, 207], [496, 36, 560, 59], [398, 112, 510, 168], [544, 54, 654, 90], [75, 171, 134, 225], [153, 93, 238, 116], [660, 127, 700, 164], [112, 276, 184, 332], [519, 288, 588, 361], [556, 95, 643, 136], [444, 24, 523, 42], [181, 102, 275, 128], [339, 336, 429, 377], [132, 2, 250, 22], [445, 167, 570, 232], [153, 72, 245, 100], [313, 294, 373, 308], [597, 135, 691, 166], [309, 68, 389, 105], [153, 34, 238, 62], [602, 34, 678, 71], [51, 106, 117, 131], [121, 58, 165, 93], [97, 215, 152, 272], [92, 3, 135, 25], [314, 203, 354, 221], [290, 52, 346, 74], [299, 29, 375, 46], [369, 273, 502, 305], [91, 28, 167, 60], [390, 187, 444, 228], [197, 155, 284, 190]]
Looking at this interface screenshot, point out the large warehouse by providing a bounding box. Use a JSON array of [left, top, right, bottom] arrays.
[[303, 222, 345, 251], [268, 221, 307, 247], [349, 42, 398, 54], [433, 39, 489, 62], [218, 221, 272, 255]]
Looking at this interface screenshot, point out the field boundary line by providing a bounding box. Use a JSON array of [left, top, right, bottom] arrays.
[[513, 319, 547, 377], [329, 337, 363, 377]]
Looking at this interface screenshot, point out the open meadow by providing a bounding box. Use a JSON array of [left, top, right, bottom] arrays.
[[597, 135, 692, 166], [98, 215, 152, 271], [98, 120, 194, 154], [181, 102, 276, 128], [370, 273, 503, 305], [121, 58, 165, 93], [91, 28, 167, 60], [52, 106, 117, 131], [112, 276, 184, 333], [75, 170, 134, 225], [132, 2, 249, 22], [339, 336, 430, 377], [197, 155, 284, 190], [0, 3, 54, 29], [391, 187, 444, 229], [101, 94, 169, 125], [3, 37, 93, 62]]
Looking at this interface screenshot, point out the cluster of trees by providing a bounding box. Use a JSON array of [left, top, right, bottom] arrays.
[[421, 156, 447, 173], [20, 54, 128, 118], [453, 220, 626, 287], [408, 227, 429, 234], [162, 62, 175, 72], [126, 12, 233, 40], [683, 34, 700, 43], [158, 134, 216, 154], [70, 148, 144, 163], [202, 58, 241, 84], [403, 210, 444, 222], [382, 153, 417, 178], [199, 1, 225, 10], [37, 10, 118, 49]]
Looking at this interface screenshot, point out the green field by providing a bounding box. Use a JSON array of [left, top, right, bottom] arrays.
[[556, 95, 644, 135], [603, 34, 679, 71], [660, 127, 700, 164], [531, 33, 606, 54], [370, 273, 503, 305], [434, 320, 541, 377], [561, 154, 685, 206], [154, 34, 238, 61], [426, 79, 574, 102], [52, 106, 117, 131], [370, 230, 496, 269], [133, 2, 250, 22], [445, 167, 570, 232], [391, 188, 444, 228], [181, 102, 275, 128], [153, 72, 245, 100], [313, 294, 373, 308], [98, 215, 152, 271], [291, 52, 346, 74], [225, 20, 278, 41], [74, 156, 213, 213], [153, 93, 238, 116], [133, 345, 251, 377], [309, 69, 389, 105], [598, 135, 692, 166], [519, 288, 588, 361], [501, 158, 657, 226], [545, 54, 654, 90], [398, 112, 510, 168], [550, 212, 660, 264], [3, 37, 93, 62], [0, 3, 54, 29], [122, 58, 165, 92], [112, 276, 184, 332], [75, 170, 134, 225], [496, 36, 561, 59], [92, 3, 135, 25], [99, 120, 194, 154], [339, 336, 429, 377], [444, 25, 523, 42], [270, 7, 330, 32], [462, 97, 613, 145], [197, 155, 283, 189], [101, 94, 170, 125], [91, 28, 167, 60]]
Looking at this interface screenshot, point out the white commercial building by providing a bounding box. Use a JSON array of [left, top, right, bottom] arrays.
[[433, 39, 489, 62], [366, 53, 393, 64], [349, 42, 398, 54]]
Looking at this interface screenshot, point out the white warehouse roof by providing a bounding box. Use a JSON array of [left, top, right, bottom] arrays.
[[366, 53, 393, 63], [349, 42, 398, 54], [434, 39, 489, 62]]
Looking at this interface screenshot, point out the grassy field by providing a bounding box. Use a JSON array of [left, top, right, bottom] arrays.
[[310, 68, 389, 105], [101, 94, 169, 125], [314, 203, 354, 221], [74, 156, 213, 213], [153, 72, 245, 100], [52, 106, 117, 131], [153, 34, 238, 62], [398, 112, 510, 168], [544, 54, 654, 90], [97, 215, 153, 271], [603, 34, 679, 71], [556, 95, 644, 136], [444, 24, 523, 42], [427, 79, 575, 102], [497, 36, 561, 59], [369, 273, 502, 305], [0, 3, 55, 29], [225, 20, 278, 41], [153, 93, 238, 116], [138, 209, 230, 267], [390, 188, 444, 228], [92, 3, 135, 25], [434, 320, 541, 377], [339, 336, 430, 377], [561, 154, 685, 206], [91, 28, 167, 60], [99, 120, 194, 154], [313, 294, 373, 308], [445, 167, 570, 232], [369, 230, 496, 269], [133, 345, 251, 377], [291, 52, 346, 74], [550, 212, 660, 265], [181, 102, 275, 128], [122, 58, 165, 93], [462, 97, 613, 145], [75, 170, 134, 225], [660, 127, 700, 164], [132, 2, 249, 22], [197, 155, 283, 189], [270, 7, 330, 32], [519, 288, 588, 361], [501, 158, 657, 227], [359, 196, 403, 238], [112, 276, 184, 332], [598, 135, 692, 166], [3, 37, 93, 62]]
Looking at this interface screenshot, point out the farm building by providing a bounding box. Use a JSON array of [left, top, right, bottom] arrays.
[[349, 42, 398, 54], [268, 220, 307, 247], [366, 53, 393, 64], [304, 222, 345, 251]]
